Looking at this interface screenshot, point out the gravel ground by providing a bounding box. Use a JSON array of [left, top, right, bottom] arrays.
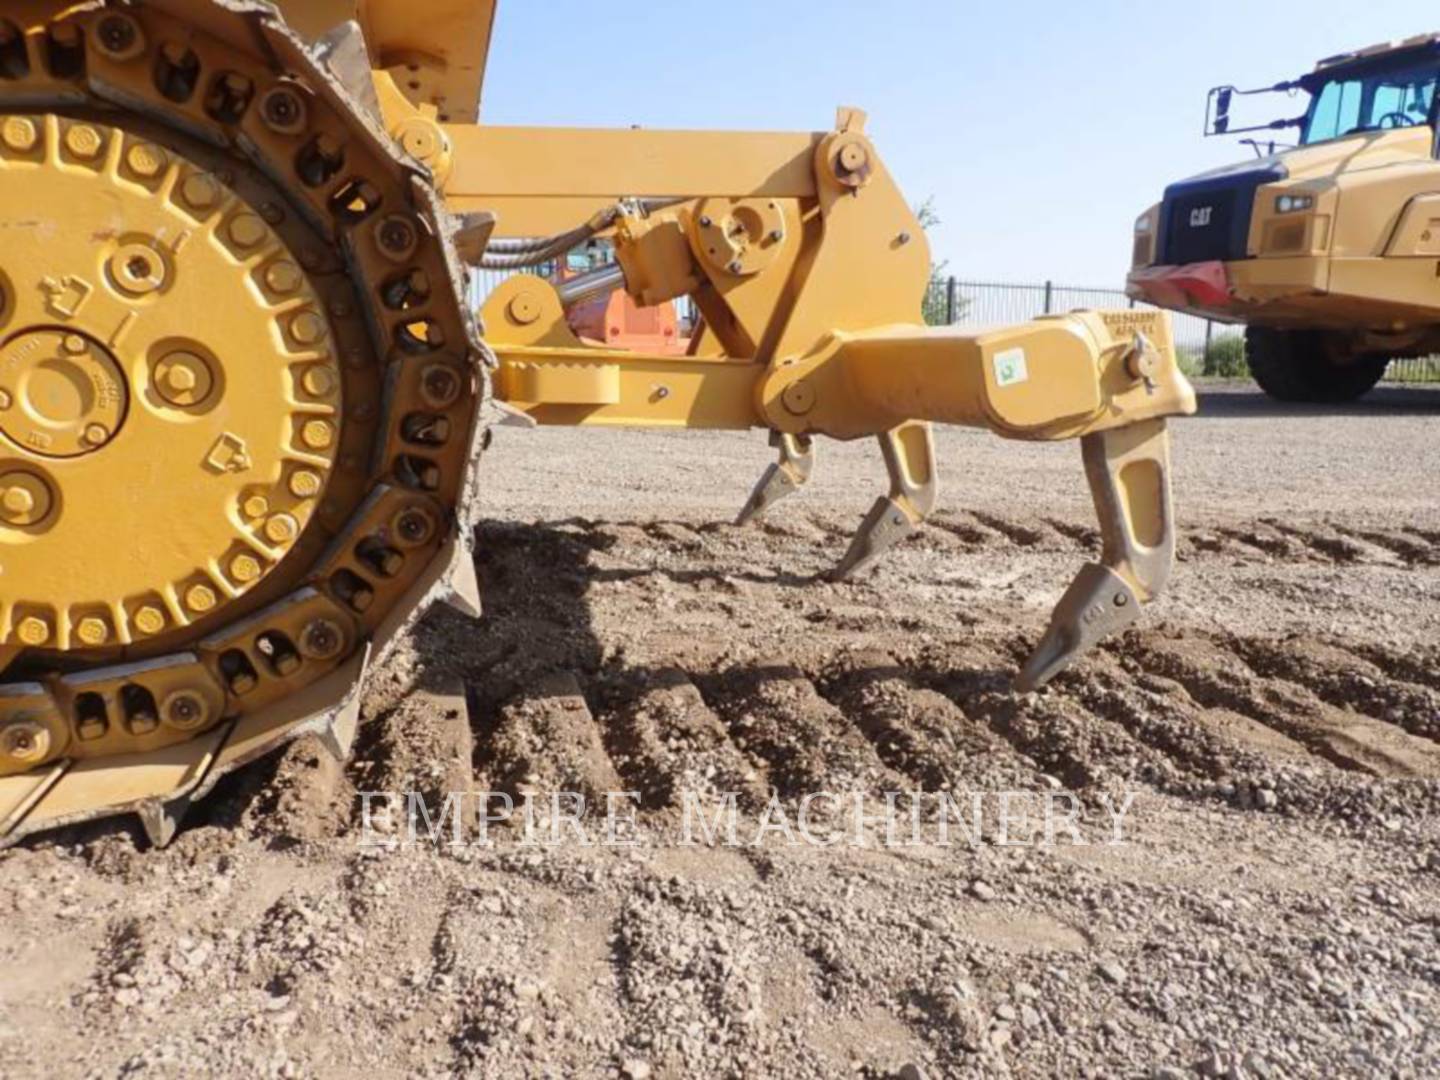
[[1, 382, 1438, 1078]]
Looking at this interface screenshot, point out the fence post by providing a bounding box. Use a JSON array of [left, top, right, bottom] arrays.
[[1043, 280, 1054, 315], [946, 277, 958, 324], [1203, 319, 1214, 376]]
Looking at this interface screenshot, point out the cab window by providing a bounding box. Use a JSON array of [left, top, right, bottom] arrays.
[[1303, 61, 1438, 144]]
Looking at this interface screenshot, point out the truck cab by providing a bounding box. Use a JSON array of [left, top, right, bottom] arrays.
[[1128, 33, 1440, 401]]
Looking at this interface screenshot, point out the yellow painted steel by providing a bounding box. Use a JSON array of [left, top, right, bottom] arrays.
[[0, 115, 342, 653], [0, 0, 1198, 850]]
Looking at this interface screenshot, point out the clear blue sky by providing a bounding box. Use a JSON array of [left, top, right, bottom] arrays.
[[480, 1, 1433, 286]]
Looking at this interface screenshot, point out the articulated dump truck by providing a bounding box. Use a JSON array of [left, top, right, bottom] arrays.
[[0, 1, 1195, 847], [1130, 33, 1440, 402]]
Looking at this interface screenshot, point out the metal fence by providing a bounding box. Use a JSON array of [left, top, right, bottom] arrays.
[[923, 276, 1440, 384], [469, 267, 1438, 383]]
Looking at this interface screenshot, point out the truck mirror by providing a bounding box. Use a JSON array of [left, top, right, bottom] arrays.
[[1215, 88, 1232, 133]]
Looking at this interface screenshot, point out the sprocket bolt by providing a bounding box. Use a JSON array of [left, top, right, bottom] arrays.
[[1, 117, 38, 153], [185, 584, 217, 614], [15, 616, 51, 646], [133, 606, 166, 636], [75, 617, 109, 646]]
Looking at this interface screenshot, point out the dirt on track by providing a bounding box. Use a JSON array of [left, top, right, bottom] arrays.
[[2, 383, 1439, 1078]]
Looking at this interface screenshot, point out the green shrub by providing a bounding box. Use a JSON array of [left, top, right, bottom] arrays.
[[1203, 334, 1248, 377]]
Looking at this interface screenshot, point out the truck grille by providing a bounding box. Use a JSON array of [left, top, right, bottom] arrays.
[[1155, 161, 1286, 267], [1162, 190, 1238, 264]]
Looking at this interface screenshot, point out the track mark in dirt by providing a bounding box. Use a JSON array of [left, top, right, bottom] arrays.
[[969, 511, 1055, 548], [600, 669, 769, 811], [1072, 654, 1320, 782], [1333, 525, 1439, 566], [1232, 636, 1440, 743], [695, 666, 901, 799], [817, 648, 1044, 792], [1045, 518, 1102, 551], [1130, 632, 1440, 778], [922, 646, 1169, 791], [1266, 521, 1397, 565], [1214, 523, 1309, 561], [927, 512, 1001, 547], [1349, 642, 1440, 694], [484, 672, 623, 804]]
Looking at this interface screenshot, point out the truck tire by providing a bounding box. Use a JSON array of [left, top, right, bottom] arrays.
[[1246, 327, 1389, 403]]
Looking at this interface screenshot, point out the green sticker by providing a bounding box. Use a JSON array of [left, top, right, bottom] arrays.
[[994, 347, 1029, 388]]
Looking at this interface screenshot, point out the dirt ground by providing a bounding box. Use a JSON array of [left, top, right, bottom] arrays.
[[2, 383, 1439, 1078]]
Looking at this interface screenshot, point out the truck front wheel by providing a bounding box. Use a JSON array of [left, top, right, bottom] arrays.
[[1245, 327, 1389, 403]]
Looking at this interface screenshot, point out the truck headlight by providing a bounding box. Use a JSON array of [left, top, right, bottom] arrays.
[[1275, 194, 1314, 214]]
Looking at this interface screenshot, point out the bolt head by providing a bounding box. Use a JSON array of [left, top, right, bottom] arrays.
[[2, 722, 50, 764], [75, 617, 109, 646], [289, 470, 322, 499], [163, 691, 209, 731], [185, 584, 217, 614], [96, 15, 141, 58], [228, 213, 267, 249], [264, 513, 299, 545], [264, 260, 302, 294], [300, 420, 334, 451], [182, 173, 221, 210], [301, 619, 343, 659], [126, 143, 166, 179], [394, 509, 434, 546], [1, 486, 34, 518], [230, 554, 262, 584], [133, 606, 166, 636], [421, 365, 461, 408], [301, 366, 336, 397], [65, 125, 103, 160], [15, 616, 51, 646], [82, 423, 110, 447], [1, 117, 38, 153], [289, 311, 326, 346], [260, 87, 306, 133]]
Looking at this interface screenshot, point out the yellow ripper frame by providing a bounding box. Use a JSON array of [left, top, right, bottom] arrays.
[[343, 4, 1197, 687]]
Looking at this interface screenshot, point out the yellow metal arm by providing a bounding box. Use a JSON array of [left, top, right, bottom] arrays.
[[458, 103, 1197, 688]]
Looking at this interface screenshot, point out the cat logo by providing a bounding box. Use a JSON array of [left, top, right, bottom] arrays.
[[1189, 206, 1214, 228]]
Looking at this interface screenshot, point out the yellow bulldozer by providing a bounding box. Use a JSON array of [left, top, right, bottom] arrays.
[[0, 0, 1195, 847], [1129, 32, 1440, 402]]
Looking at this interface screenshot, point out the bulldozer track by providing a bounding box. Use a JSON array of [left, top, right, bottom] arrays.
[[0, 0, 487, 849]]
